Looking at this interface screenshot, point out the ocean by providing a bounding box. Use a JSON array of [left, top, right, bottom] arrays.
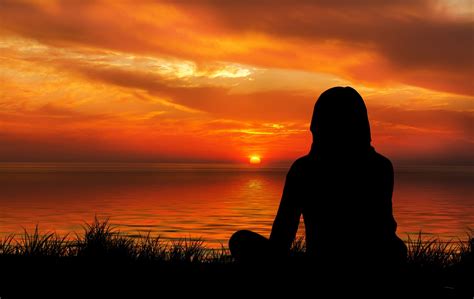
[[0, 163, 472, 247]]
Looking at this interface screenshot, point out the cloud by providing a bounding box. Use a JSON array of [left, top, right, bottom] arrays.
[[39, 58, 314, 122], [369, 106, 474, 163], [0, 0, 472, 94], [0, 1, 472, 164], [191, 1, 473, 94]]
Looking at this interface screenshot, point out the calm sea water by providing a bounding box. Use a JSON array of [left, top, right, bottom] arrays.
[[0, 163, 472, 247]]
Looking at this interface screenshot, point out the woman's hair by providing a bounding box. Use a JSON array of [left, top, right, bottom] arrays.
[[310, 86, 371, 151]]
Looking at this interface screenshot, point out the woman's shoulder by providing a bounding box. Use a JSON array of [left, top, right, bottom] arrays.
[[287, 151, 394, 173], [287, 155, 313, 176], [371, 150, 394, 173], [291, 155, 312, 168]]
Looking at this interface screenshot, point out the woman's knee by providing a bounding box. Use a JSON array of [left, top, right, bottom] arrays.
[[229, 230, 269, 261], [229, 230, 252, 251]]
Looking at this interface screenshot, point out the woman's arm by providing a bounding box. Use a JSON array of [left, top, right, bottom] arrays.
[[380, 157, 397, 236], [269, 162, 303, 254]]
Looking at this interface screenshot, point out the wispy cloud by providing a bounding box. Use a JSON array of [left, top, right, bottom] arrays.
[[0, 0, 472, 163]]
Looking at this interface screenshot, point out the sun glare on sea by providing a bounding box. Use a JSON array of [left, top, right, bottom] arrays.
[[249, 155, 261, 165]]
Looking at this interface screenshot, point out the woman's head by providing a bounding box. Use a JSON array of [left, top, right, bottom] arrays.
[[310, 87, 371, 150]]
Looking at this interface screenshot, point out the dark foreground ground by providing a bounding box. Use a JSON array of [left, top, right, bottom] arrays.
[[0, 219, 472, 298], [1, 257, 472, 299]]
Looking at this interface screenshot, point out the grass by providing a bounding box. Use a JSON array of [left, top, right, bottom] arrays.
[[406, 230, 473, 270], [0, 217, 233, 264], [0, 218, 472, 298], [2, 218, 471, 266]]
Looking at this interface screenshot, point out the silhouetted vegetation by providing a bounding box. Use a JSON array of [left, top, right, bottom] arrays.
[[1, 218, 471, 265], [0, 218, 472, 298], [0, 217, 308, 264], [0, 219, 206, 264]]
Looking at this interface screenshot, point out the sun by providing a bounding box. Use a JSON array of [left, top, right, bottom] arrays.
[[249, 155, 261, 165]]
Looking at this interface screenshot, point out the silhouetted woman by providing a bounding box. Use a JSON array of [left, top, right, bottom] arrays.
[[229, 86, 407, 270]]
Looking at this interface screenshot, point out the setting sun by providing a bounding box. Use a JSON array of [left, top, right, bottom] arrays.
[[249, 156, 262, 165]]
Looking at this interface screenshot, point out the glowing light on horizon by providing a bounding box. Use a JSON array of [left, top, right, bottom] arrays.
[[249, 155, 262, 165]]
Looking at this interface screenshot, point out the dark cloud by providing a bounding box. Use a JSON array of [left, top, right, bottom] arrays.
[[369, 105, 474, 164], [0, 0, 472, 94], [193, 1, 473, 90], [0, 103, 113, 124], [370, 106, 474, 135]]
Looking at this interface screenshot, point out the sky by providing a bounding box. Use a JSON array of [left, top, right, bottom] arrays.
[[0, 0, 472, 165]]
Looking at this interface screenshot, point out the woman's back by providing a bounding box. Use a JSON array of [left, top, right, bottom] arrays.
[[289, 150, 397, 258]]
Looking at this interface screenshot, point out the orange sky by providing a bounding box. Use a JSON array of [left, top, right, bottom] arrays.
[[0, 0, 472, 165]]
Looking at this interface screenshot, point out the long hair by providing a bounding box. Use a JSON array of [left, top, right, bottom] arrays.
[[309, 86, 372, 158]]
